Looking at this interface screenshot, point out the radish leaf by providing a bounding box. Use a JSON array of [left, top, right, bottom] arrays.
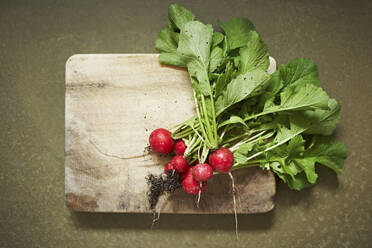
[[219, 17, 256, 50], [215, 69, 271, 115], [168, 4, 195, 31], [238, 31, 270, 73], [178, 21, 213, 96], [209, 47, 224, 73], [303, 98, 341, 135], [212, 32, 224, 48]]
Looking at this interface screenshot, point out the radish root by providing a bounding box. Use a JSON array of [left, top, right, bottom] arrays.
[[151, 196, 165, 229], [228, 172, 239, 241], [196, 182, 202, 208], [146, 171, 182, 212], [151, 211, 157, 229]]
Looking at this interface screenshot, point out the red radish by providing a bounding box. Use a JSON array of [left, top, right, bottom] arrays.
[[174, 140, 187, 155], [181, 167, 206, 195], [192, 163, 213, 182], [163, 162, 175, 174], [209, 148, 238, 238], [149, 128, 174, 154], [171, 155, 188, 174], [209, 147, 234, 173]]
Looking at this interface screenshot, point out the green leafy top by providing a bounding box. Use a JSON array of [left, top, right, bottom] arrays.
[[155, 4, 347, 190]]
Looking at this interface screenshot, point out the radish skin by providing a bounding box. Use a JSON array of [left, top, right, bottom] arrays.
[[209, 147, 234, 173], [182, 167, 206, 195], [174, 140, 187, 155], [192, 163, 213, 182], [163, 162, 174, 174], [149, 128, 174, 154], [171, 155, 189, 174]]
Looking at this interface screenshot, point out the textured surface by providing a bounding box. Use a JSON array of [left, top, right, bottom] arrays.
[[1, 0, 372, 247], [65, 54, 276, 213]]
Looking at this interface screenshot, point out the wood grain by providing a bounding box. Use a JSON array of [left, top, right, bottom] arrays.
[[65, 54, 276, 213]]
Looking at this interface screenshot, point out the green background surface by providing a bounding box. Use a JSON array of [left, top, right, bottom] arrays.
[[1, 0, 371, 247]]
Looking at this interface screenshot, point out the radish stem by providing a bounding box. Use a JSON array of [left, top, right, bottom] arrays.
[[230, 131, 274, 152]]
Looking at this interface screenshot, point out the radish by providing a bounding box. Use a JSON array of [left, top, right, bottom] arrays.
[[163, 162, 175, 174], [181, 167, 206, 195], [171, 155, 188, 174], [192, 163, 213, 182], [209, 147, 234, 173], [209, 147, 238, 239], [174, 140, 187, 155], [192, 163, 213, 208], [149, 128, 174, 154]]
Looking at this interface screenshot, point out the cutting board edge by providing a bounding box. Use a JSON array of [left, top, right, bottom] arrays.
[[65, 169, 277, 214], [64, 53, 276, 78]]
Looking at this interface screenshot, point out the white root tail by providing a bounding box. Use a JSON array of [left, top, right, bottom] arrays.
[[151, 211, 157, 229], [228, 172, 239, 241], [151, 195, 166, 229], [196, 182, 202, 208]]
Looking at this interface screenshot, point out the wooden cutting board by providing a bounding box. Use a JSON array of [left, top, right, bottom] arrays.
[[65, 54, 276, 214]]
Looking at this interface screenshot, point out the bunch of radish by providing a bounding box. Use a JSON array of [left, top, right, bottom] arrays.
[[147, 4, 347, 239], [149, 128, 234, 196]]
